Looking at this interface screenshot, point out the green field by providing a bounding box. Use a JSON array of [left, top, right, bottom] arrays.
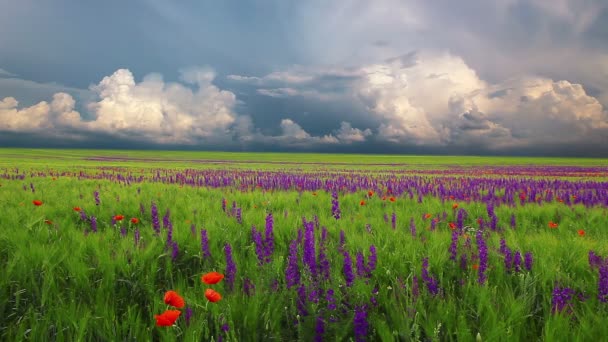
[[1, 148, 607, 341]]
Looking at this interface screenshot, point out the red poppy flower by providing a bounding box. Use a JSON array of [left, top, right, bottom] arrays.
[[163, 290, 185, 308], [113, 215, 124, 221], [33, 200, 43, 206], [44, 219, 53, 225], [368, 190, 374, 197], [360, 200, 366, 206], [578, 229, 585, 237], [381, 196, 387, 201], [452, 203, 459, 209], [201, 272, 225, 285], [205, 289, 222, 303], [130, 218, 139, 224], [449, 222, 457, 230], [548, 221, 558, 229], [472, 264, 479, 270], [73, 207, 81, 212], [389, 197, 396, 202], [424, 213, 432, 220], [154, 310, 181, 327]]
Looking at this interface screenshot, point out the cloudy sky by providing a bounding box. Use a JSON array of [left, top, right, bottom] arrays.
[[1, 0, 607, 156]]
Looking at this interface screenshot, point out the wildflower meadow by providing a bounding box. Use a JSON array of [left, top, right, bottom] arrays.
[[0, 149, 607, 341]]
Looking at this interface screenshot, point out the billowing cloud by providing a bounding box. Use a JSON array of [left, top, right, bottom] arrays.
[[86, 68, 238, 144], [334, 121, 372, 143]]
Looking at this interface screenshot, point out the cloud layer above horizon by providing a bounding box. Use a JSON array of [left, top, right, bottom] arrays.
[[1, 0, 607, 155]]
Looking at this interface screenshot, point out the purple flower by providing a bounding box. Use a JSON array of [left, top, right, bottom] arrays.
[[252, 225, 265, 265], [79, 210, 87, 222], [459, 254, 468, 271], [120, 226, 127, 237], [171, 241, 179, 261], [94, 191, 100, 206], [391, 212, 396, 229], [184, 307, 193, 326], [224, 243, 237, 292], [315, 315, 325, 342], [317, 227, 331, 281], [264, 213, 274, 262], [243, 278, 255, 296], [303, 221, 316, 276], [90, 216, 97, 233], [162, 209, 171, 229], [476, 230, 488, 285], [285, 239, 300, 288], [326, 289, 336, 310], [367, 245, 377, 275], [421, 257, 439, 296], [353, 305, 368, 342], [297, 284, 308, 316], [524, 252, 533, 271], [510, 214, 516, 229], [551, 285, 575, 314], [134, 228, 140, 247], [504, 249, 513, 273], [151, 202, 160, 235], [513, 251, 522, 273], [599, 264, 608, 303], [331, 190, 341, 220], [356, 252, 367, 278], [201, 229, 211, 259], [343, 251, 354, 287], [236, 207, 242, 224], [449, 230, 458, 262]]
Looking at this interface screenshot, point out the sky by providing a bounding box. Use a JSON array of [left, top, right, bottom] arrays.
[[1, 0, 607, 156]]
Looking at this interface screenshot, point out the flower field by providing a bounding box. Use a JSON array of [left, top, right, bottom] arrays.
[[1, 149, 607, 341]]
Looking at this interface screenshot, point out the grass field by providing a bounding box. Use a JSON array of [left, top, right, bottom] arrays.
[[1, 148, 607, 341]]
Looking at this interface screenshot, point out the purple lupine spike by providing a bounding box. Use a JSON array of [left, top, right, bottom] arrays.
[[134, 228, 140, 247], [224, 243, 237, 292], [353, 305, 368, 342], [285, 239, 300, 288], [421, 257, 439, 296], [252, 225, 265, 265], [264, 213, 274, 262], [308, 286, 320, 304], [551, 285, 575, 314], [79, 210, 87, 222], [599, 264, 608, 303], [190, 224, 196, 236], [201, 229, 211, 259], [513, 251, 522, 273], [184, 307, 193, 326], [460, 253, 468, 271], [339, 230, 346, 252], [367, 245, 377, 275], [120, 226, 127, 237], [30, 182, 35, 193], [297, 284, 308, 316], [111, 216, 116, 226], [90, 216, 97, 233], [524, 252, 533, 271], [391, 212, 396, 229], [449, 230, 458, 262], [412, 275, 420, 300], [456, 208, 467, 231], [236, 208, 242, 224], [151, 202, 160, 235], [317, 228, 331, 281], [243, 278, 255, 296], [383, 213, 389, 223], [171, 241, 179, 261], [430, 218, 437, 231], [356, 252, 367, 278], [303, 221, 317, 276], [476, 230, 488, 285], [315, 315, 325, 342], [331, 190, 341, 220], [326, 289, 336, 310], [589, 251, 604, 269], [343, 251, 354, 287], [94, 191, 100, 206], [162, 209, 171, 229], [510, 214, 516, 229], [499, 238, 508, 255], [504, 249, 513, 273]]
